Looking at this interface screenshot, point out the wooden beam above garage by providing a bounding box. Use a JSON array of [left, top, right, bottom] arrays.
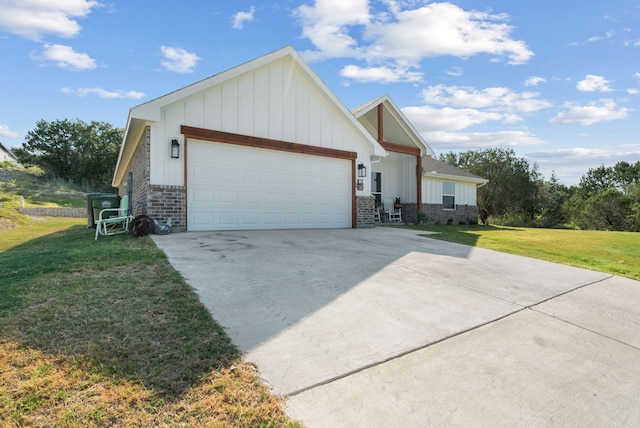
[[181, 126, 358, 160]]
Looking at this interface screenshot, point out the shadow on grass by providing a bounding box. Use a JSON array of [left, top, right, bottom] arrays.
[[401, 223, 522, 247], [0, 225, 240, 397]]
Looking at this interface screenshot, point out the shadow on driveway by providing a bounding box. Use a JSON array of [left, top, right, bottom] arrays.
[[153, 227, 610, 396]]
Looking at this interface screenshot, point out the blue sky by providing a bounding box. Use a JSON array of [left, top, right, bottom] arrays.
[[1, 0, 639, 185]]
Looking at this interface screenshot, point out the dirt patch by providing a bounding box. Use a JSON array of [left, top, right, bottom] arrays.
[[0, 218, 17, 232]]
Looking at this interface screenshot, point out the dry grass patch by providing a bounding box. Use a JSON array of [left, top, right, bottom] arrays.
[[1, 341, 295, 427], [0, 219, 301, 427]]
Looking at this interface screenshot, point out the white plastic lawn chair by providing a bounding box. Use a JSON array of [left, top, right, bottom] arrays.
[[95, 194, 133, 240], [383, 199, 402, 223]]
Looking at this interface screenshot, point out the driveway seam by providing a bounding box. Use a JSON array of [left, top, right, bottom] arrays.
[[286, 274, 616, 398]]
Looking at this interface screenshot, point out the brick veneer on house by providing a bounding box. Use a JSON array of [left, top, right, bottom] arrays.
[[420, 203, 479, 225], [147, 185, 186, 232], [356, 195, 375, 228]]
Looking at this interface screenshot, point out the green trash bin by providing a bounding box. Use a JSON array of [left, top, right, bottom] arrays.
[[90, 194, 121, 228]]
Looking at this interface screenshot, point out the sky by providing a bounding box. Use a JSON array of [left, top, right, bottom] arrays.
[[1, 0, 639, 186]]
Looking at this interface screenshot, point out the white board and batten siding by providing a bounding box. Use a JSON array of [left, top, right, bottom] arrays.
[[152, 55, 371, 189], [188, 140, 351, 231], [423, 178, 478, 206]]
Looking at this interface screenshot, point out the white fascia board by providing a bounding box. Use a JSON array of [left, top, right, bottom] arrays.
[[382, 96, 434, 156], [423, 171, 489, 185], [353, 94, 433, 157]]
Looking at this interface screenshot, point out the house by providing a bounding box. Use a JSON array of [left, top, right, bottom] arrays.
[[0, 142, 18, 164], [112, 46, 486, 232]]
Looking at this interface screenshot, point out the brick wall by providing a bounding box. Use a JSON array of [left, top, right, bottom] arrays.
[[421, 203, 479, 225], [356, 195, 375, 228], [126, 127, 151, 217], [18, 207, 86, 218], [147, 185, 186, 232]]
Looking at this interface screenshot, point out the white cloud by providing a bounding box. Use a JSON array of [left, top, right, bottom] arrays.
[[628, 88, 639, 95], [0, 0, 100, 41], [297, 1, 533, 74], [587, 30, 615, 43], [61, 87, 145, 99], [340, 64, 423, 83], [526, 145, 640, 185], [576, 74, 613, 92], [426, 130, 546, 149], [160, 46, 200, 73], [446, 66, 463, 77], [37, 44, 96, 71], [232, 6, 256, 30], [549, 99, 631, 125], [524, 76, 546, 87], [297, 0, 370, 60], [365, 3, 533, 65], [419, 85, 552, 113], [0, 124, 20, 139], [403, 105, 506, 132]]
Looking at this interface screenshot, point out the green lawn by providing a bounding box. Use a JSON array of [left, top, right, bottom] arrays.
[[403, 224, 640, 281], [0, 217, 300, 427]]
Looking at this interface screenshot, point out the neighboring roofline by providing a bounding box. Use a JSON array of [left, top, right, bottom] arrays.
[[421, 155, 488, 185], [0, 141, 18, 161], [423, 171, 488, 185], [352, 94, 435, 157], [113, 46, 386, 186]]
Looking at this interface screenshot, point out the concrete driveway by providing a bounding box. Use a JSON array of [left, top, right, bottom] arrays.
[[152, 227, 640, 427]]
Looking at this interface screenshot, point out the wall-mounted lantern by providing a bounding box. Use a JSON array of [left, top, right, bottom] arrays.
[[171, 138, 180, 159], [356, 179, 364, 191], [357, 163, 367, 177]]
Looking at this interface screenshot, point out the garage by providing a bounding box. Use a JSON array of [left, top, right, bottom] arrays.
[[187, 139, 352, 231]]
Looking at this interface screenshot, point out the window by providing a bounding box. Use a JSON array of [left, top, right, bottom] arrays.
[[442, 181, 455, 209]]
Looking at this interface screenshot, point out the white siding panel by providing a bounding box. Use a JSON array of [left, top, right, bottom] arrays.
[[238, 72, 254, 135], [253, 67, 270, 137], [267, 61, 284, 140], [203, 86, 223, 130], [155, 56, 374, 190], [221, 80, 239, 133], [282, 62, 297, 143], [185, 94, 204, 128], [187, 139, 351, 231], [422, 177, 478, 206], [295, 76, 310, 145]]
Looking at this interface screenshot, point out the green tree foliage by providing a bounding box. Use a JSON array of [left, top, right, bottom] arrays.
[[440, 149, 639, 231], [440, 148, 537, 224], [570, 161, 640, 231], [13, 119, 122, 191]]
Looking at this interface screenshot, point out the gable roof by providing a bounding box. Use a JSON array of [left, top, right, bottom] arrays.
[[422, 156, 488, 185], [352, 94, 434, 157], [113, 46, 386, 185], [0, 142, 18, 162]]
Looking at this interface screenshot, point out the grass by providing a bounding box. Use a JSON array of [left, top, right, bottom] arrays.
[[403, 224, 640, 281], [0, 164, 88, 208], [0, 218, 302, 427]]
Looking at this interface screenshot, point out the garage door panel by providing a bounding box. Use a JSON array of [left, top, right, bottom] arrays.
[[188, 140, 351, 231]]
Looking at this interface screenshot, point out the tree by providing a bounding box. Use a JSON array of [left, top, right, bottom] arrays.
[[568, 161, 640, 231], [536, 172, 573, 228], [570, 188, 634, 231], [13, 119, 122, 190], [440, 148, 537, 224]]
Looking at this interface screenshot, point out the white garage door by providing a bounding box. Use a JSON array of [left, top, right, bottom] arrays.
[[187, 140, 352, 231]]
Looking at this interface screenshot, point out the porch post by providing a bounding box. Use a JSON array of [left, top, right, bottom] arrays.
[[416, 156, 422, 210]]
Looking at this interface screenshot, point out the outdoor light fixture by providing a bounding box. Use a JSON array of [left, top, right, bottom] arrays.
[[356, 179, 364, 191], [357, 163, 367, 177], [171, 138, 180, 159]]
